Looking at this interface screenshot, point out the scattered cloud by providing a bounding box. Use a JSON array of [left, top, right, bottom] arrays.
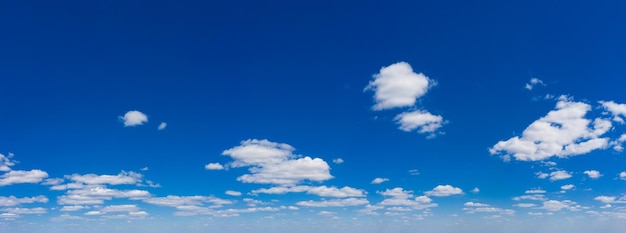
[[205, 163, 225, 170], [408, 169, 420, 176], [394, 110, 444, 134], [620, 171, 626, 180], [371, 178, 389, 184], [0, 170, 48, 186], [0, 195, 48, 207], [490, 96, 612, 161], [225, 190, 242, 196], [120, 110, 148, 127], [525, 78, 545, 90], [425, 185, 464, 197], [463, 202, 515, 215], [365, 62, 433, 110], [69, 171, 142, 185], [332, 158, 344, 164], [0, 153, 16, 172], [471, 187, 480, 193], [296, 198, 369, 207], [252, 185, 365, 198], [221, 139, 332, 185], [584, 170, 602, 179], [541, 200, 579, 211], [539, 170, 573, 181], [158, 122, 167, 130], [525, 189, 546, 194], [561, 184, 575, 191], [600, 101, 626, 124]]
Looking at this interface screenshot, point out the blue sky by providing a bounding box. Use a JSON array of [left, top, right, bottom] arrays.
[[2, 1, 626, 232]]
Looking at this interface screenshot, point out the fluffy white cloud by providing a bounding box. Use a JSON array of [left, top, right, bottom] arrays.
[[0, 169, 48, 186], [0, 195, 48, 207], [525, 189, 546, 194], [59, 205, 85, 211], [600, 101, 626, 123], [425, 185, 464, 197], [541, 200, 579, 211], [158, 122, 167, 130], [100, 204, 140, 213], [620, 171, 626, 180], [525, 78, 545, 90], [143, 195, 232, 208], [0, 153, 15, 172], [490, 97, 612, 161], [612, 134, 626, 152], [222, 139, 332, 185], [561, 184, 575, 191], [371, 178, 389, 184], [595, 196, 616, 204], [205, 163, 225, 170], [376, 188, 437, 210], [332, 158, 344, 164], [69, 171, 142, 185], [464, 202, 489, 207], [225, 190, 242, 196], [394, 110, 444, 133], [296, 198, 369, 207], [584, 170, 602, 179], [548, 170, 572, 181], [120, 110, 148, 127], [57, 186, 150, 205], [365, 62, 433, 110], [251, 185, 365, 198], [2, 207, 47, 215]]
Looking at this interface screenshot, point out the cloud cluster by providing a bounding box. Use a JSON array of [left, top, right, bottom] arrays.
[[365, 62, 444, 136], [490, 96, 613, 161], [221, 139, 332, 185], [525, 78, 545, 90]]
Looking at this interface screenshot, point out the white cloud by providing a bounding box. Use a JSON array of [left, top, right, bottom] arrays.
[[375, 188, 438, 210], [425, 185, 464, 197], [0, 153, 16, 172], [296, 198, 369, 207], [513, 194, 547, 202], [158, 122, 167, 130], [100, 204, 139, 213], [525, 189, 546, 194], [222, 139, 332, 185], [490, 97, 612, 161], [471, 187, 480, 193], [365, 62, 433, 110], [600, 101, 626, 123], [515, 203, 536, 208], [251, 185, 365, 198], [120, 110, 148, 127], [561, 184, 575, 190], [620, 171, 626, 180], [584, 170, 602, 179], [0, 195, 48, 207], [463, 202, 515, 215], [408, 169, 420, 176], [371, 178, 389, 184], [464, 202, 489, 207], [332, 158, 344, 164], [595, 196, 616, 204], [612, 134, 626, 152], [69, 171, 142, 185], [59, 205, 85, 211], [57, 186, 150, 205], [525, 78, 545, 90], [225, 190, 242, 196], [548, 170, 572, 181], [143, 195, 232, 208], [541, 200, 580, 212], [2, 207, 47, 215], [205, 163, 225, 170], [0, 169, 48, 186], [394, 110, 444, 134]]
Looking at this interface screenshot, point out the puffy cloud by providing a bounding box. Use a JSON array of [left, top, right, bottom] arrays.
[[57, 186, 150, 205], [612, 134, 626, 152], [371, 178, 389, 184], [561, 184, 575, 191], [620, 171, 626, 180], [69, 171, 142, 185], [0, 153, 15, 172], [205, 163, 225, 170], [158, 122, 167, 130], [595, 196, 616, 204], [120, 110, 148, 127], [584, 170, 602, 179], [600, 101, 626, 123], [541, 200, 580, 211], [0, 169, 48, 186], [376, 188, 437, 210], [296, 198, 369, 207], [490, 97, 612, 161], [425, 185, 464, 197], [332, 158, 344, 164], [251, 185, 365, 198], [548, 170, 572, 181], [0, 195, 48, 207], [365, 62, 433, 110], [2, 207, 47, 215], [525, 78, 545, 90], [394, 110, 444, 133], [225, 190, 242, 196], [222, 139, 332, 185], [513, 194, 547, 202]]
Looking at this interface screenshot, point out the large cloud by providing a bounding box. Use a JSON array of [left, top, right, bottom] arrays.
[[221, 139, 333, 185], [490, 97, 613, 161]]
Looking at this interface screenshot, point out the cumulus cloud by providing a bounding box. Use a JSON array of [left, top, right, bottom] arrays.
[[620, 171, 626, 180], [541, 200, 580, 211], [394, 110, 444, 134], [205, 163, 225, 170], [0, 195, 48, 207], [371, 178, 389, 184], [296, 198, 369, 207], [538, 170, 572, 181], [225, 190, 242, 196], [561, 184, 575, 191], [525, 78, 545, 90], [158, 122, 167, 130], [251, 185, 365, 198], [600, 101, 626, 124], [490, 97, 612, 161], [222, 139, 332, 185], [365, 62, 433, 110], [0, 153, 16, 172], [376, 188, 437, 210], [0, 169, 48, 186], [584, 170, 602, 179], [57, 186, 150, 205], [69, 171, 142, 185], [425, 185, 464, 197], [120, 110, 148, 127], [594, 196, 617, 204]]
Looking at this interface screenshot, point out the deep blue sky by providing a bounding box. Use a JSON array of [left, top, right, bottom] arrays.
[[2, 1, 626, 232]]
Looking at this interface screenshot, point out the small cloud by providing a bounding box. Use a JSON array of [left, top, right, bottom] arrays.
[[371, 178, 389, 184], [549, 170, 573, 181], [471, 187, 480, 194], [619, 171, 626, 180], [394, 110, 444, 135], [225, 190, 242, 196], [205, 163, 225, 170], [408, 169, 420, 176], [584, 170, 602, 179], [332, 158, 344, 164], [425, 185, 464, 197], [561, 184, 575, 191], [158, 122, 167, 131], [525, 78, 546, 90], [140, 167, 149, 171], [120, 110, 148, 127]]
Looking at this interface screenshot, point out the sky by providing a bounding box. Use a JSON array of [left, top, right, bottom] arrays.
[[2, 1, 626, 232]]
